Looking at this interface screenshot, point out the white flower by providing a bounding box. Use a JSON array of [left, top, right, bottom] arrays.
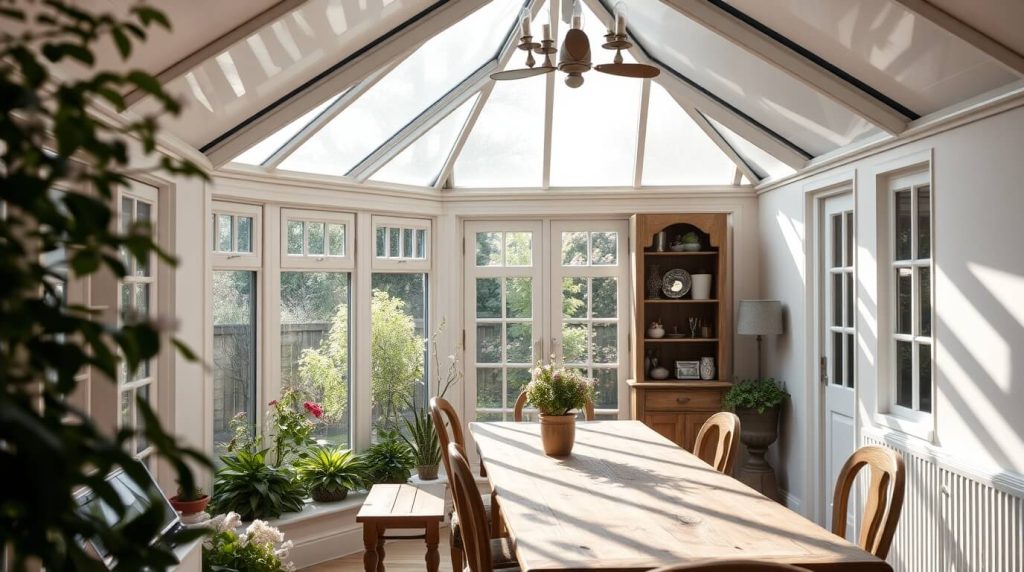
[[244, 519, 285, 546]]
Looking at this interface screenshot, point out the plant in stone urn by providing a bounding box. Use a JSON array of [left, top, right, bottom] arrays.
[[724, 378, 789, 501], [525, 360, 596, 456]]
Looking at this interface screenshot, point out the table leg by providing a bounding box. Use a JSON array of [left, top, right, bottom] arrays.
[[362, 523, 378, 572], [425, 522, 440, 572], [376, 528, 386, 572]]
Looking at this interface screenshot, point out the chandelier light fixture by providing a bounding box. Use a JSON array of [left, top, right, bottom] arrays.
[[490, 0, 659, 87]]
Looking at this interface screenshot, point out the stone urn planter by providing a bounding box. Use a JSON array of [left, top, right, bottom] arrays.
[[539, 414, 576, 456], [735, 405, 781, 501]]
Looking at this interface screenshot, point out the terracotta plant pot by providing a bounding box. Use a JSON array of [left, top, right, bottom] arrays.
[[311, 486, 349, 503], [417, 464, 439, 480], [169, 494, 210, 516], [539, 414, 576, 456]]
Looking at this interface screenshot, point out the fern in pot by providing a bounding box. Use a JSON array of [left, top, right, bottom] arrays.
[[297, 445, 367, 503]]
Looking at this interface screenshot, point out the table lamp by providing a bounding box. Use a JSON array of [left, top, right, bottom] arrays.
[[737, 300, 783, 380]]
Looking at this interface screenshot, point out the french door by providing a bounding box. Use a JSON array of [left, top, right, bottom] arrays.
[[820, 193, 856, 537], [464, 220, 630, 422]]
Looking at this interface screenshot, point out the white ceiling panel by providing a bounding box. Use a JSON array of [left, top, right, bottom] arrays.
[[621, 0, 882, 155], [725, 0, 1018, 115], [927, 0, 1024, 57]]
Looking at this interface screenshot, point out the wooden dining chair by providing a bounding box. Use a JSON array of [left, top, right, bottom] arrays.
[[512, 390, 596, 422], [649, 560, 811, 571], [449, 443, 520, 572], [831, 445, 906, 559], [693, 412, 741, 475], [429, 398, 515, 572]]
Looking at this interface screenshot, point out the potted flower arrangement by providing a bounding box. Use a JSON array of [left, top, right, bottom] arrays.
[[525, 361, 595, 456], [723, 378, 789, 499], [296, 445, 367, 502], [203, 512, 294, 572]]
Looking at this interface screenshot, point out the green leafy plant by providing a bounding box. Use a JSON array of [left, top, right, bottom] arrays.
[[680, 231, 700, 244], [723, 378, 789, 414], [525, 361, 595, 416], [210, 451, 306, 521], [370, 291, 425, 433], [266, 387, 322, 467], [402, 405, 442, 467], [176, 482, 207, 502], [0, 2, 211, 568], [296, 446, 367, 502], [203, 512, 294, 572], [363, 432, 416, 484]]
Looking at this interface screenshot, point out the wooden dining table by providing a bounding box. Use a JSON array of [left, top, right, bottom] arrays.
[[469, 420, 892, 571]]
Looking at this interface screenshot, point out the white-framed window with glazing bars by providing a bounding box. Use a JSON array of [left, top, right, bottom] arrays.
[[373, 216, 430, 271], [281, 208, 354, 270], [211, 201, 261, 268]]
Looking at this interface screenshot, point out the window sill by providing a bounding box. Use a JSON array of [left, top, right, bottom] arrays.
[[266, 492, 368, 528], [872, 412, 934, 443]]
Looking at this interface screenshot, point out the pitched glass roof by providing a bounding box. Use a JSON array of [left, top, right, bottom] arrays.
[[704, 114, 796, 181], [232, 92, 343, 166]]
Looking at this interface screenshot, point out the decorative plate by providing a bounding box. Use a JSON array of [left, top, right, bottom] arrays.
[[661, 269, 692, 298]]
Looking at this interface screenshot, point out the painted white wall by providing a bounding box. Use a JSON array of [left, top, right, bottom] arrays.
[[758, 103, 1024, 516]]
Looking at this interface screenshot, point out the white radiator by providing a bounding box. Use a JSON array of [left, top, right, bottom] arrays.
[[863, 431, 1024, 572]]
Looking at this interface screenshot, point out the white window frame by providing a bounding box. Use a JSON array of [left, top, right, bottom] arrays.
[[211, 201, 262, 268], [280, 208, 355, 270], [372, 216, 431, 271]]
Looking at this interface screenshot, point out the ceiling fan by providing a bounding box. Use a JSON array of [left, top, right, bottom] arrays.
[[490, 0, 659, 87]]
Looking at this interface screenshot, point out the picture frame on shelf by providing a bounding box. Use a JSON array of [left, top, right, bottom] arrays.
[[675, 360, 700, 380]]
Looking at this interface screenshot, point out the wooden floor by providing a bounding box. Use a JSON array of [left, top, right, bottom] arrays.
[[303, 529, 453, 571]]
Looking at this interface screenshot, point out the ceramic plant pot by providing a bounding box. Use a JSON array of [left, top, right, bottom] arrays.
[[417, 464, 440, 481], [700, 357, 716, 380], [169, 494, 210, 516], [691, 274, 713, 300], [539, 414, 576, 456], [311, 486, 349, 503]]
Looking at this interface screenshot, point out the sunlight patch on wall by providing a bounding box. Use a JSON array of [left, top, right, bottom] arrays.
[[936, 266, 1010, 391], [775, 210, 805, 283], [968, 263, 1024, 332]]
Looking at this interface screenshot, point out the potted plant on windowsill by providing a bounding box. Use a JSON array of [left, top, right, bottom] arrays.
[[364, 431, 417, 484], [723, 378, 789, 500], [169, 483, 210, 517], [297, 445, 367, 502], [403, 405, 442, 480], [525, 360, 596, 457]]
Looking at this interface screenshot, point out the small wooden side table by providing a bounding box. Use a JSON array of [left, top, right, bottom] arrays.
[[356, 483, 446, 572]]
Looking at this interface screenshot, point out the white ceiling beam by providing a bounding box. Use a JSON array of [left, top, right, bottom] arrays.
[[263, 62, 396, 169], [579, 0, 808, 171], [350, 63, 497, 182], [674, 96, 760, 184], [203, 0, 490, 167], [124, 0, 309, 106], [658, 0, 909, 134], [891, 0, 1024, 76], [633, 78, 651, 188]]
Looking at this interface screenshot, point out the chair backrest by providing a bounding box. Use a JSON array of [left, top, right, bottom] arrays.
[[649, 560, 811, 571], [831, 445, 906, 559], [513, 390, 595, 422], [693, 412, 741, 475], [429, 397, 465, 484], [449, 442, 493, 572]]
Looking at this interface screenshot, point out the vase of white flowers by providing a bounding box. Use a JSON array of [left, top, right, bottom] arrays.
[[203, 512, 295, 571], [525, 360, 596, 456]]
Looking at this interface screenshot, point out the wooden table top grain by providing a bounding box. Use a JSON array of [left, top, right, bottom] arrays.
[[469, 420, 892, 572]]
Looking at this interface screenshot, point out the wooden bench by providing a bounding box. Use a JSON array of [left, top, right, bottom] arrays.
[[355, 483, 446, 572]]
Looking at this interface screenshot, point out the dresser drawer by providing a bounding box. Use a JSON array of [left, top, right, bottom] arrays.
[[644, 389, 722, 411]]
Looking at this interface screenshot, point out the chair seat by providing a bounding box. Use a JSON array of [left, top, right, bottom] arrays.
[[450, 494, 491, 549]]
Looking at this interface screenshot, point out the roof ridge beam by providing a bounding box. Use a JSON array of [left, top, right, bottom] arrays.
[[349, 62, 497, 182], [658, 0, 910, 134], [674, 96, 760, 184], [580, 0, 808, 170], [890, 0, 1024, 77], [202, 0, 490, 167]]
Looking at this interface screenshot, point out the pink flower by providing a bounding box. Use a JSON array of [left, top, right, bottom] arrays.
[[304, 401, 324, 419], [268, 399, 278, 406]]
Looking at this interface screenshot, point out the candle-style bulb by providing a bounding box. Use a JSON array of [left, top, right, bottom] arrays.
[[613, 1, 627, 35], [571, 0, 583, 29], [520, 9, 531, 38], [542, 23, 551, 42]]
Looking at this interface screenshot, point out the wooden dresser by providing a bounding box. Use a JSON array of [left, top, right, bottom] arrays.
[[629, 213, 733, 452]]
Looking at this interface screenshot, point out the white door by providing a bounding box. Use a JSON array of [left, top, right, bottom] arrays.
[[464, 222, 544, 422], [821, 193, 856, 537]]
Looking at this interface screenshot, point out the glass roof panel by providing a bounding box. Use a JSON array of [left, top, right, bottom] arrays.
[[453, 74, 545, 188], [641, 83, 736, 186], [704, 114, 796, 180], [619, 0, 880, 156], [231, 93, 343, 166], [370, 95, 478, 187], [278, 0, 524, 178], [549, 2, 642, 187]]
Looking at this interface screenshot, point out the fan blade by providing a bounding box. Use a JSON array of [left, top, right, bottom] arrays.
[[490, 66, 556, 81], [594, 62, 660, 78]]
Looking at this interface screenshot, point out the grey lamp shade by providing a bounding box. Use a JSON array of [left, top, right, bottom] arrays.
[[737, 300, 783, 336]]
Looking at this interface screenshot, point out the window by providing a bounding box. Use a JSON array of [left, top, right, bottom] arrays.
[[373, 217, 430, 269], [889, 171, 933, 417], [211, 202, 261, 267], [281, 209, 354, 269], [118, 184, 158, 461]]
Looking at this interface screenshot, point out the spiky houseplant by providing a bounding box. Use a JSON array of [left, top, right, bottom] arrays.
[[402, 405, 442, 480], [363, 432, 416, 484], [209, 450, 306, 521], [0, 2, 210, 569], [296, 446, 367, 502]]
